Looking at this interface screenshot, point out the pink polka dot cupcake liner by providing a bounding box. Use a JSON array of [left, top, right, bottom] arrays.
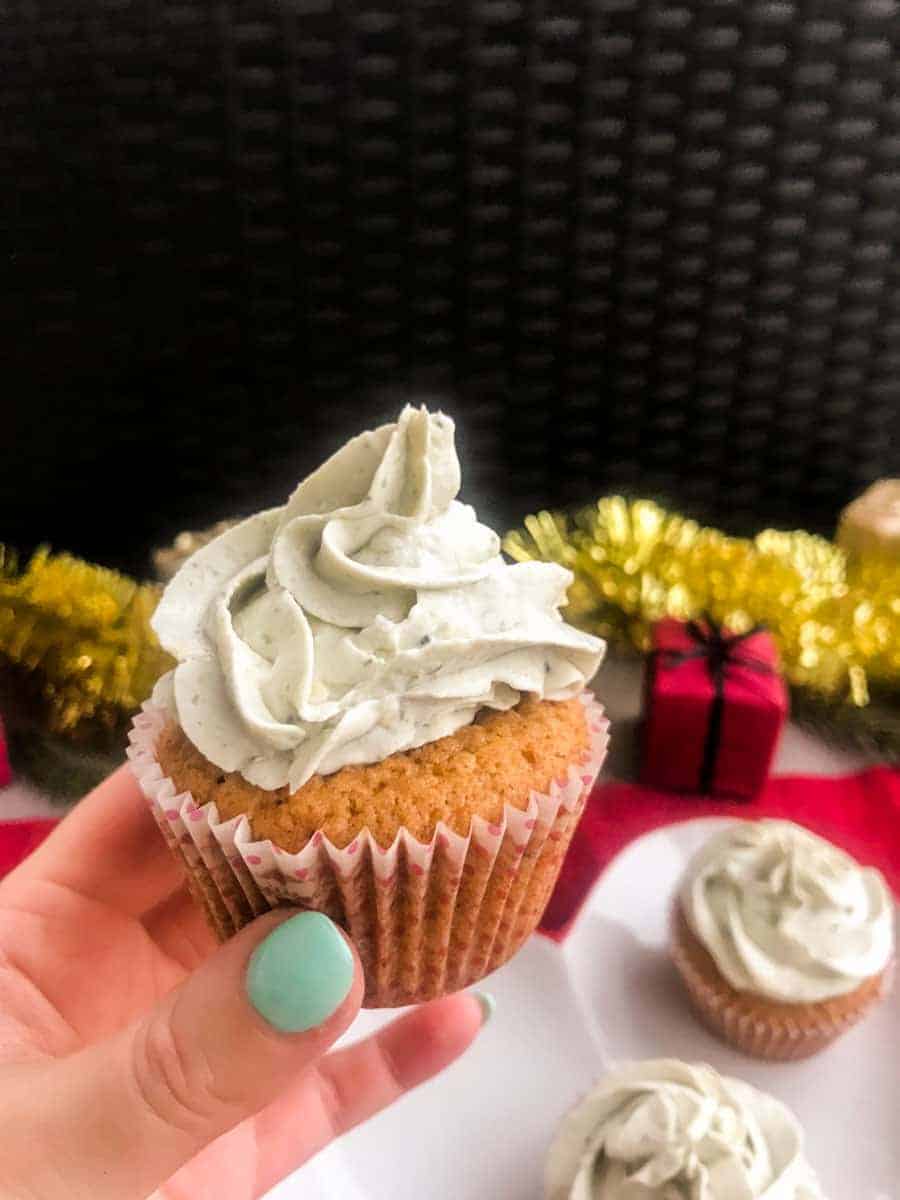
[[128, 693, 609, 1007]]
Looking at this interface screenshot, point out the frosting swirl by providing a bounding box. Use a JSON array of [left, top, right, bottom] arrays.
[[681, 820, 894, 1003], [545, 1059, 823, 1200], [152, 405, 605, 790]]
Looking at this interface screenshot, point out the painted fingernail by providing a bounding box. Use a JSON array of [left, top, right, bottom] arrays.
[[473, 990, 496, 1026], [246, 912, 354, 1033]]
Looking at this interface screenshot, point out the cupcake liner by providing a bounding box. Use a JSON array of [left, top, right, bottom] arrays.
[[128, 693, 609, 1007], [670, 905, 892, 1061]]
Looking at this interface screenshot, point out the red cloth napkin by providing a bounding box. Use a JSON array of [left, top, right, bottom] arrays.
[[0, 818, 58, 880], [540, 767, 900, 942], [2, 770, 899, 945]]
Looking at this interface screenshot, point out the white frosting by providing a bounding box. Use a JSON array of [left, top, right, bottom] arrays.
[[682, 820, 894, 1003], [545, 1059, 824, 1200], [152, 405, 605, 790]]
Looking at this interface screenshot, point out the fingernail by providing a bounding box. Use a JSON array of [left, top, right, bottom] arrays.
[[473, 990, 496, 1026], [247, 912, 355, 1033]]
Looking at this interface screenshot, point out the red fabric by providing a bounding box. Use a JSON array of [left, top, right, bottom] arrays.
[[641, 619, 788, 799], [0, 818, 57, 880], [539, 767, 900, 942]]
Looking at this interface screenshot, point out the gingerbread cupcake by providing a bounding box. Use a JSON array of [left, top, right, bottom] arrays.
[[545, 1058, 824, 1199], [129, 404, 608, 1005], [672, 820, 894, 1060]]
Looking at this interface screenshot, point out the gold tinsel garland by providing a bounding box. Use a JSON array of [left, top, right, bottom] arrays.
[[504, 497, 900, 709], [0, 545, 173, 737]]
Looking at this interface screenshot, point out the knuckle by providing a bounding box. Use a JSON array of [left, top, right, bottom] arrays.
[[129, 1012, 241, 1137], [372, 1038, 406, 1102], [320, 1036, 407, 1138], [315, 1065, 344, 1139]]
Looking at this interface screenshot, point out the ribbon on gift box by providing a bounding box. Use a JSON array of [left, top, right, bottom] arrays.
[[654, 615, 774, 794]]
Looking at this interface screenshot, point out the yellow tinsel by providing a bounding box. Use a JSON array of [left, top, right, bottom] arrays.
[[504, 497, 900, 707], [0, 546, 173, 736]]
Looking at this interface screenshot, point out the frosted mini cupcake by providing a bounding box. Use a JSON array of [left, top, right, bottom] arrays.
[[672, 820, 894, 1059], [129, 405, 608, 1005], [545, 1058, 823, 1199]]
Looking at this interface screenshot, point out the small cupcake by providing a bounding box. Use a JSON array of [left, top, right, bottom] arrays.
[[545, 1058, 823, 1200], [129, 405, 608, 1005], [672, 820, 894, 1060], [836, 477, 900, 560]]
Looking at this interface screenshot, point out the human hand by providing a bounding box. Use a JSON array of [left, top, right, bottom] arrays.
[[0, 767, 486, 1198]]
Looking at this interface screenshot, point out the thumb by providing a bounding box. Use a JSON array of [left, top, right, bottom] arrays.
[[21, 910, 362, 1200]]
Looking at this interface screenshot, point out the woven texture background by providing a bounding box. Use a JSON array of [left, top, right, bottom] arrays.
[[3, 0, 900, 574]]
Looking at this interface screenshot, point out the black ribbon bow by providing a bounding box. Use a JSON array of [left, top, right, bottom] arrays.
[[657, 614, 773, 795]]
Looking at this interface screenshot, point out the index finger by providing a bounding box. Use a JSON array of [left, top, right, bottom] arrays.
[[250, 992, 487, 1197], [2, 764, 183, 917]]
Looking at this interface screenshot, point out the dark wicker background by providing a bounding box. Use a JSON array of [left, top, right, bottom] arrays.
[[4, 0, 900, 577]]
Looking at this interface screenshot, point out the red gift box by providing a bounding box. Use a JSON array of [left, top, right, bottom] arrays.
[[640, 616, 788, 800]]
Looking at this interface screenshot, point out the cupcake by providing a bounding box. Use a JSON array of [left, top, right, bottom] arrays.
[[545, 1058, 823, 1199], [672, 820, 894, 1060], [836, 477, 900, 559], [129, 405, 608, 1005]]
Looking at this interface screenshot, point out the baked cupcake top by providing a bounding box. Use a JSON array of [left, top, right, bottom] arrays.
[[681, 820, 894, 1004], [544, 1059, 823, 1200], [152, 405, 605, 790]]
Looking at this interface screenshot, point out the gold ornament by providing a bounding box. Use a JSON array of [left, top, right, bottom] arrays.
[[505, 497, 900, 708], [0, 545, 173, 737]]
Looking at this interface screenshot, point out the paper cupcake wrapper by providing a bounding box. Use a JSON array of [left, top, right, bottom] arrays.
[[128, 693, 609, 1007], [670, 906, 892, 1061]]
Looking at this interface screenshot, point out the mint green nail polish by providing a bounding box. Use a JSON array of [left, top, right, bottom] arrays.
[[247, 912, 354, 1033], [473, 990, 496, 1025]]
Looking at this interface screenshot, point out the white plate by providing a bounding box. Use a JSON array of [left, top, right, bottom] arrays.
[[270, 818, 900, 1199]]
